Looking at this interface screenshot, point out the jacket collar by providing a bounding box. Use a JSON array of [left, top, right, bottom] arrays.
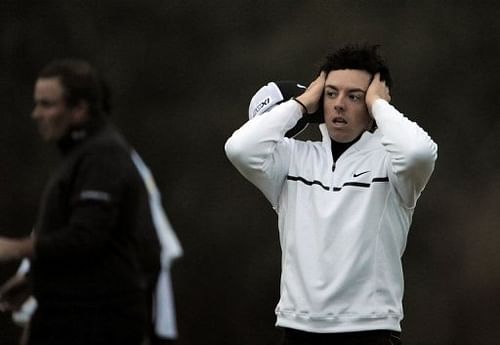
[[56, 117, 106, 155], [319, 124, 381, 156]]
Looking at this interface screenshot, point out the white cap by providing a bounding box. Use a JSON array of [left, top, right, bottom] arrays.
[[248, 81, 306, 120]]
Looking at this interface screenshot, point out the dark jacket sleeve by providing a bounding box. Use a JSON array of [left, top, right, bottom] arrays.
[[34, 145, 127, 265]]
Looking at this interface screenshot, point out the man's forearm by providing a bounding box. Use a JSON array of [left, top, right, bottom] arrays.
[[0, 236, 35, 262]]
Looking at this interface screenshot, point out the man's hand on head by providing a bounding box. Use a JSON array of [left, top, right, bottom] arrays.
[[295, 71, 326, 114], [366, 73, 391, 113]]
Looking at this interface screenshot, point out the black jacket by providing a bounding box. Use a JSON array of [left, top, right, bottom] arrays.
[[32, 118, 161, 307]]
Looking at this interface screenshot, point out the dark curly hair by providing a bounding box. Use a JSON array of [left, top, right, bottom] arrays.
[[320, 44, 392, 88], [38, 59, 111, 118]]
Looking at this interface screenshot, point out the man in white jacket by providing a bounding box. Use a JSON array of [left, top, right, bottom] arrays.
[[225, 45, 437, 345]]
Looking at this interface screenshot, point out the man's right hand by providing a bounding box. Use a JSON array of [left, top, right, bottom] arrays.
[[295, 71, 326, 114], [0, 273, 31, 312]]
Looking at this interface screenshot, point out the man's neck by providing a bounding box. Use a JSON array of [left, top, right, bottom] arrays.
[[56, 116, 105, 154], [330, 133, 362, 162]]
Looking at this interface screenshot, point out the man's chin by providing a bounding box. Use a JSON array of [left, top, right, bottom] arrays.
[[329, 130, 361, 143], [39, 132, 56, 142], [328, 128, 348, 143]]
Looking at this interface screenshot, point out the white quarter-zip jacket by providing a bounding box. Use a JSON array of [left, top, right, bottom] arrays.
[[225, 99, 437, 333]]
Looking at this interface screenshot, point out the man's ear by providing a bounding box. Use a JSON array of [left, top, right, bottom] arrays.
[[70, 101, 90, 125], [368, 118, 377, 133]]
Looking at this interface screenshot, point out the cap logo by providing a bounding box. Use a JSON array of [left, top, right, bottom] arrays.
[[253, 96, 271, 116]]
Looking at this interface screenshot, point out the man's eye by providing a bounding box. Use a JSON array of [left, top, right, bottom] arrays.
[[326, 91, 337, 98], [349, 94, 362, 102], [39, 100, 58, 107]]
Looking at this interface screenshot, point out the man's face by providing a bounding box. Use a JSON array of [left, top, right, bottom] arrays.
[[32, 77, 75, 142], [323, 69, 373, 143]]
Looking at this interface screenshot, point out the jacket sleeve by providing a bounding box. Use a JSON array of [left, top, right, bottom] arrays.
[[372, 99, 438, 208], [35, 146, 127, 265], [224, 100, 303, 207]]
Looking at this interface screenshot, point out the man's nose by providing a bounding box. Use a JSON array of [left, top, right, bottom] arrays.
[[333, 95, 345, 112]]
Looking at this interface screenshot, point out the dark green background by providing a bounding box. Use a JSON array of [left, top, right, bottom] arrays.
[[1, 1, 500, 344]]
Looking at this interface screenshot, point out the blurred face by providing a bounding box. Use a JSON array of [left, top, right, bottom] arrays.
[[32, 77, 75, 142], [323, 69, 373, 143]]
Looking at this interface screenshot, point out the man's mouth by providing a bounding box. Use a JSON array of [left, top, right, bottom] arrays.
[[332, 117, 347, 127]]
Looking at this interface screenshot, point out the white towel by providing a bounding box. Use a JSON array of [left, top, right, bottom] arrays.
[[11, 259, 37, 327], [131, 151, 182, 339]]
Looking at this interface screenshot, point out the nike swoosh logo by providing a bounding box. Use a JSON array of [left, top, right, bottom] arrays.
[[353, 170, 370, 177]]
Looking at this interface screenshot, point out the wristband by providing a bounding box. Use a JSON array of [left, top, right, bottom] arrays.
[[292, 98, 308, 115]]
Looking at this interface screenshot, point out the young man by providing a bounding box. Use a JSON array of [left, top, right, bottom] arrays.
[[0, 59, 182, 345], [225, 45, 437, 345]]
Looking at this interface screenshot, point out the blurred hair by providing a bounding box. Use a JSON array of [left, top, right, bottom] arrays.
[[320, 44, 392, 88], [38, 59, 112, 117]]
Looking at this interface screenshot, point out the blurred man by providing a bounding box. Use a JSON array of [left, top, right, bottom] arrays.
[[225, 45, 437, 345], [0, 59, 181, 345]]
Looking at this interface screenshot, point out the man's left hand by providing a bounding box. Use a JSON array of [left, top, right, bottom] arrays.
[[366, 73, 391, 112]]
